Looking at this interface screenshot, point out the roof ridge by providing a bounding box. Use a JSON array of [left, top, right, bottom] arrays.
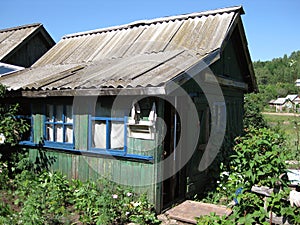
[[0, 23, 42, 33], [63, 5, 243, 39]]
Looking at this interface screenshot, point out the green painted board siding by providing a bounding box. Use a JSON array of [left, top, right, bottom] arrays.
[[28, 148, 157, 205], [75, 114, 89, 150]]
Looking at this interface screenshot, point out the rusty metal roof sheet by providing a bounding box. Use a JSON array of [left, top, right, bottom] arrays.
[[0, 6, 248, 95]]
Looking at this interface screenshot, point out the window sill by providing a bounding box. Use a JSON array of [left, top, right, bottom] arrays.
[[20, 142, 153, 162], [43, 141, 75, 150], [19, 141, 35, 146]]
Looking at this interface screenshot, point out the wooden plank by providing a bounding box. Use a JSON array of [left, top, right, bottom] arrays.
[[71, 154, 78, 179], [88, 157, 99, 181], [78, 156, 89, 182], [112, 158, 121, 184], [103, 157, 112, 180], [166, 200, 232, 224], [141, 163, 155, 204]]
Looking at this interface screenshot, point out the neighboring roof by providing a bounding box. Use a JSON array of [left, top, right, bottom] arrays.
[[0, 6, 256, 96], [286, 94, 298, 101], [0, 62, 24, 76], [0, 23, 55, 63], [273, 98, 287, 105], [268, 99, 276, 104]]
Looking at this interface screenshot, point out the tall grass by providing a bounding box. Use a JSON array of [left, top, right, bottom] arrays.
[[263, 113, 300, 161]]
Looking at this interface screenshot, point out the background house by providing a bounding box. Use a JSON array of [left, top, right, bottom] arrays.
[[269, 94, 299, 112], [0, 6, 256, 212], [0, 23, 55, 71]]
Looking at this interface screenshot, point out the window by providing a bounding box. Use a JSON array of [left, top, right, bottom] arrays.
[[17, 103, 33, 145], [87, 98, 155, 160], [44, 104, 74, 149], [89, 116, 127, 155], [18, 115, 33, 144]]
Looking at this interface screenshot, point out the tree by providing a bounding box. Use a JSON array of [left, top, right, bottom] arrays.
[[243, 93, 267, 130], [0, 84, 29, 147]]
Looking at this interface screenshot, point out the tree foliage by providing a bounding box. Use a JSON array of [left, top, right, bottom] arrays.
[[0, 84, 29, 146], [253, 50, 300, 103], [254, 50, 300, 86], [243, 93, 268, 130]]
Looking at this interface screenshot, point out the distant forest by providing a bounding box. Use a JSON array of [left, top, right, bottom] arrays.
[[253, 50, 300, 103]]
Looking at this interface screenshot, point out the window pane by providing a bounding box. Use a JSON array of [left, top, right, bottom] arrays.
[[92, 121, 106, 148], [46, 124, 54, 141], [55, 105, 63, 123], [65, 125, 73, 143], [55, 125, 63, 142], [111, 121, 124, 149], [46, 105, 54, 122], [65, 105, 73, 123]]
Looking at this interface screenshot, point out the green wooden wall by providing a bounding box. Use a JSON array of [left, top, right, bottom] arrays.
[[29, 148, 158, 203], [29, 96, 164, 210]]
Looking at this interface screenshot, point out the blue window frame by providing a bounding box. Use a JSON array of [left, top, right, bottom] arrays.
[[88, 116, 127, 156], [44, 104, 74, 149]]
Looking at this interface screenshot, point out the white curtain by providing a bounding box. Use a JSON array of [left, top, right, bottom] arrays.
[[148, 102, 157, 124], [65, 126, 73, 143], [55, 125, 63, 142], [110, 122, 124, 149], [47, 125, 54, 141], [93, 121, 106, 148], [65, 105, 73, 143]]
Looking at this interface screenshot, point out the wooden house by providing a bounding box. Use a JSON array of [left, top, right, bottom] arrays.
[[0, 23, 55, 68], [270, 94, 299, 112], [0, 6, 257, 212]]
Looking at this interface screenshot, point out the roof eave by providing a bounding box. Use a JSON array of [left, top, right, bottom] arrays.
[[13, 86, 167, 98]]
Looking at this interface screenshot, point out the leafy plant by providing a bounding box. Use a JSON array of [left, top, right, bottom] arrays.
[[243, 93, 268, 130], [232, 127, 288, 188], [0, 84, 29, 147], [196, 212, 229, 225], [72, 177, 160, 225], [200, 127, 299, 224]]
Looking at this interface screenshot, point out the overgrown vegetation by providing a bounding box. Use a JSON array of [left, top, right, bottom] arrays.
[[243, 93, 268, 130], [0, 84, 160, 224], [198, 127, 300, 224], [0, 170, 160, 225], [197, 89, 300, 224], [264, 113, 300, 161]]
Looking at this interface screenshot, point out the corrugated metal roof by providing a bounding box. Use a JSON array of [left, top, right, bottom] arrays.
[[0, 23, 43, 61], [273, 97, 287, 105], [0, 6, 248, 95]]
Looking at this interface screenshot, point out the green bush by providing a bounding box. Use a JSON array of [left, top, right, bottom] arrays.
[[1, 170, 160, 224], [232, 127, 288, 188], [243, 93, 268, 130], [72, 177, 160, 225], [199, 127, 300, 224], [0, 85, 29, 147]]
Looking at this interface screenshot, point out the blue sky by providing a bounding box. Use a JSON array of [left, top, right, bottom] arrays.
[[1, 0, 299, 61]]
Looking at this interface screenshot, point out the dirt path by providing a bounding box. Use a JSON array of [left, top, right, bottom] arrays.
[[262, 112, 300, 117]]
